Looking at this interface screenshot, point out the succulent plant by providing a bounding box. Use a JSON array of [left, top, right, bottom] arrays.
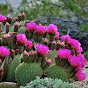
[[6, 54, 22, 82], [20, 77, 75, 88], [15, 62, 43, 86], [0, 13, 86, 87], [0, 82, 18, 88]]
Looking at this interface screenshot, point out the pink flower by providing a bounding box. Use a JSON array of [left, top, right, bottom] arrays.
[[61, 35, 71, 45], [68, 55, 81, 67], [26, 40, 32, 51], [0, 46, 9, 58], [70, 39, 81, 50], [57, 48, 71, 60], [55, 32, 59, 40], [36, 26, 47, 35], [77, 54, 86, 68], [16, 34, 27, 45], [0, 14, 6, 22], [26, 22, 37, 32], [75, 70, 86, 81], [47, 24, 57, 35], [34, 44, 49, 56], [74, 66, 82, 72], [75, 47, 83, 55]]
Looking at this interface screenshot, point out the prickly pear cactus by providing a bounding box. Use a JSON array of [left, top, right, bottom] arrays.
[[15, 62, 43, 86], [0, 13, 86, 87], [6, 54, 22, 82], [44, 64, 68, 81]]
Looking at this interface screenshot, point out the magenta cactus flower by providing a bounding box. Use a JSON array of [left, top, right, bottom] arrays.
[[74, 66, 82, 72], [0, 46, 9, 58], [26, 40, 32, 51], [77, 54, 86, 68], [70, 39, 81, 50], [61, 35, 71, 45], [34, 44, 49, 56], [36, 26, 47, 35], [0, 14, 6, 22], [26, 22, 37, 32], [68, 55, 81, 67], [75, 46, 83, 55], [16, 34, 27, 45], [55, 32, 59, 40], [75, 70, 86, 81], [47, 24, 58, 35], [57, 48, 71, 60]]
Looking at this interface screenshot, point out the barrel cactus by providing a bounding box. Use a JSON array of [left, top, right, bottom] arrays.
[[0, 13, 86, 87]]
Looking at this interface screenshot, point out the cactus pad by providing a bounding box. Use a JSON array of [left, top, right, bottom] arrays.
[[15, 62, 43, 86], [6, 54, 22, 82], [44, 65, 68, 81]]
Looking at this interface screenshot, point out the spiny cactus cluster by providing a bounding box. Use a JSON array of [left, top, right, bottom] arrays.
[[0, 13, 86, 87]]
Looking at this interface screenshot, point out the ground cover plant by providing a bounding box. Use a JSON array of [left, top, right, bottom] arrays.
[[0, 13, 87, 88]]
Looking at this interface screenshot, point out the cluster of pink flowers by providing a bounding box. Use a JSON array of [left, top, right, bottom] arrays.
[[57, 48, 71, 60], [61, 35, 83, 55], [47, 24, 58, 35], [68, 55, 81, 67], [26, 22, 37, 32], [26, 23, 59, 37], [0, 14, 6, 22], [68, 54, 86, 81], [56, 45, 86, 81], [16, 34, 27, 45], [26, 40, 32, 51], [75, 70, 86, 81], [0, 46, 9, 58], [34, 44, 49, 56], [36, 26, 47, 35]]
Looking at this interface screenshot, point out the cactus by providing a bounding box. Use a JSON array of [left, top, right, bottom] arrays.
[[0, 13, 86, 87], [0, 82, 18, 88], [15, 62, 43, 86], [44, 65, 68, 81], [6, 54, 22, 82], [46, 50, 57, 64]]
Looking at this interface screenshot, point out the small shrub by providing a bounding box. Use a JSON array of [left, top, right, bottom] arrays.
[[20, 77, 75, 88]]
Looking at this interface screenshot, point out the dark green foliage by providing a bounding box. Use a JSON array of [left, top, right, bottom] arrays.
[[15, 62, 43, 86], [0, 82, 18, 88], [79, 24, 88, 33], [44, 65, 68, 81], [20, 77, 75, 88], [6, 54, 22, 82], [0, 4, 8, 16]]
